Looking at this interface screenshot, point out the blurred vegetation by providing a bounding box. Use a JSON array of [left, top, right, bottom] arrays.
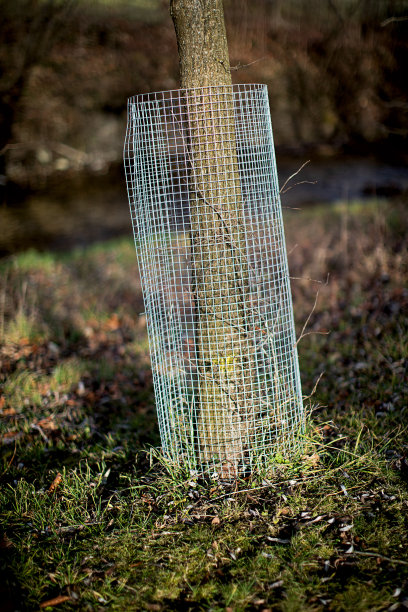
[[1, 0, 407, 192]]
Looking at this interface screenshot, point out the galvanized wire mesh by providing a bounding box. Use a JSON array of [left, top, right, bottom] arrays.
[[124, 83, 303, 477]]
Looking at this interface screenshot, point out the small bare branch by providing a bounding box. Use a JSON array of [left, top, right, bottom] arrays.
[[281, 180, 317, 195], [381, 16, 408, 27], [295, 290, 328, 348], [303, 371, 325, 401], [290, 275, 323, 285], [280, 160, 311, 194], [350, 550, 408, 567], [230, 56, 268, 71]]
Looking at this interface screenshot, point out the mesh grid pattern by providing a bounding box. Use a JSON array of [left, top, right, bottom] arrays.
[[124, 84, 303, 476]]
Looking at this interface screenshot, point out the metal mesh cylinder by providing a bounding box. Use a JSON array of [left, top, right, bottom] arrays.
[[124, 84, 303, 476]]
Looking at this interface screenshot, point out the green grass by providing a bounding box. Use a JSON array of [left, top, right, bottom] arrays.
[[1, 199, 407, 611]]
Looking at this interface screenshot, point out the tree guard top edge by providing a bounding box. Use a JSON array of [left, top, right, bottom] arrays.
[[126, 82, 266, 101]]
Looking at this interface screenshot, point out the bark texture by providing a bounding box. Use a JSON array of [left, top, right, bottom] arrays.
[[170, 0, 231, 89], [171, 0, 254, 476]]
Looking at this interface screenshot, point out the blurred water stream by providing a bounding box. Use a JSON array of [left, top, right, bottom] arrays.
[[1, 156, 407, 257]]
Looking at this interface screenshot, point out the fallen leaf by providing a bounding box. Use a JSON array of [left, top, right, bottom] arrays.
[[1, 431, 23, 445], [0, 534, 14, 549], [2, 407, 16, 416], [40, 595, 71, 608], [48, 473, 63, 493], [37, 417, 58, 432], [307, 452, 320, 466], [105, 314, 120, 331]]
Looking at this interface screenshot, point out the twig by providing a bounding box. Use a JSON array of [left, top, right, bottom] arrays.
[[31, 423, 49, 443], [230, 56, 268, 71], [210, 483, 274, 501], [295, 330, 330, 342], [295, 290, 320, 348], [279, 160, 311, 194], [303, 371, 325, 401], [38, 521, 102, 535], [290, 275, 323, 284], [381, 16, 408, 26], [194, 193, 249, 273], [287, 243, 298, 256], [281, 180, 317, 195], [311, 484, 362, 513], [350, 550, 408, 566], [210, 472, 328, 502]]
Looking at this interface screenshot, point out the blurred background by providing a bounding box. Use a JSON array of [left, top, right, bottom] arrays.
[[0, 0, 407, 256]]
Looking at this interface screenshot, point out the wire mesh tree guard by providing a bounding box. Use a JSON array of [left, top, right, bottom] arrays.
[[124, 83, 304, 477]]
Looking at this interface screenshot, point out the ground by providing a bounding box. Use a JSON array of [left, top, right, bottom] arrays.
[[0, 199, 407, 611]]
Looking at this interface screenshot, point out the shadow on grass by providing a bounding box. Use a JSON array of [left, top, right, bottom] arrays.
[[0, 238, 160, 486]]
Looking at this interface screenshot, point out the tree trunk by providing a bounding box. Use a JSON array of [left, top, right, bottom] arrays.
[[170, 0, 255, 476]]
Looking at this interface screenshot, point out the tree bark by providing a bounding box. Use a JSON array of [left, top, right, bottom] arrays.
[[171, 0, 255, 476], [170, 0, 231, 89]]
